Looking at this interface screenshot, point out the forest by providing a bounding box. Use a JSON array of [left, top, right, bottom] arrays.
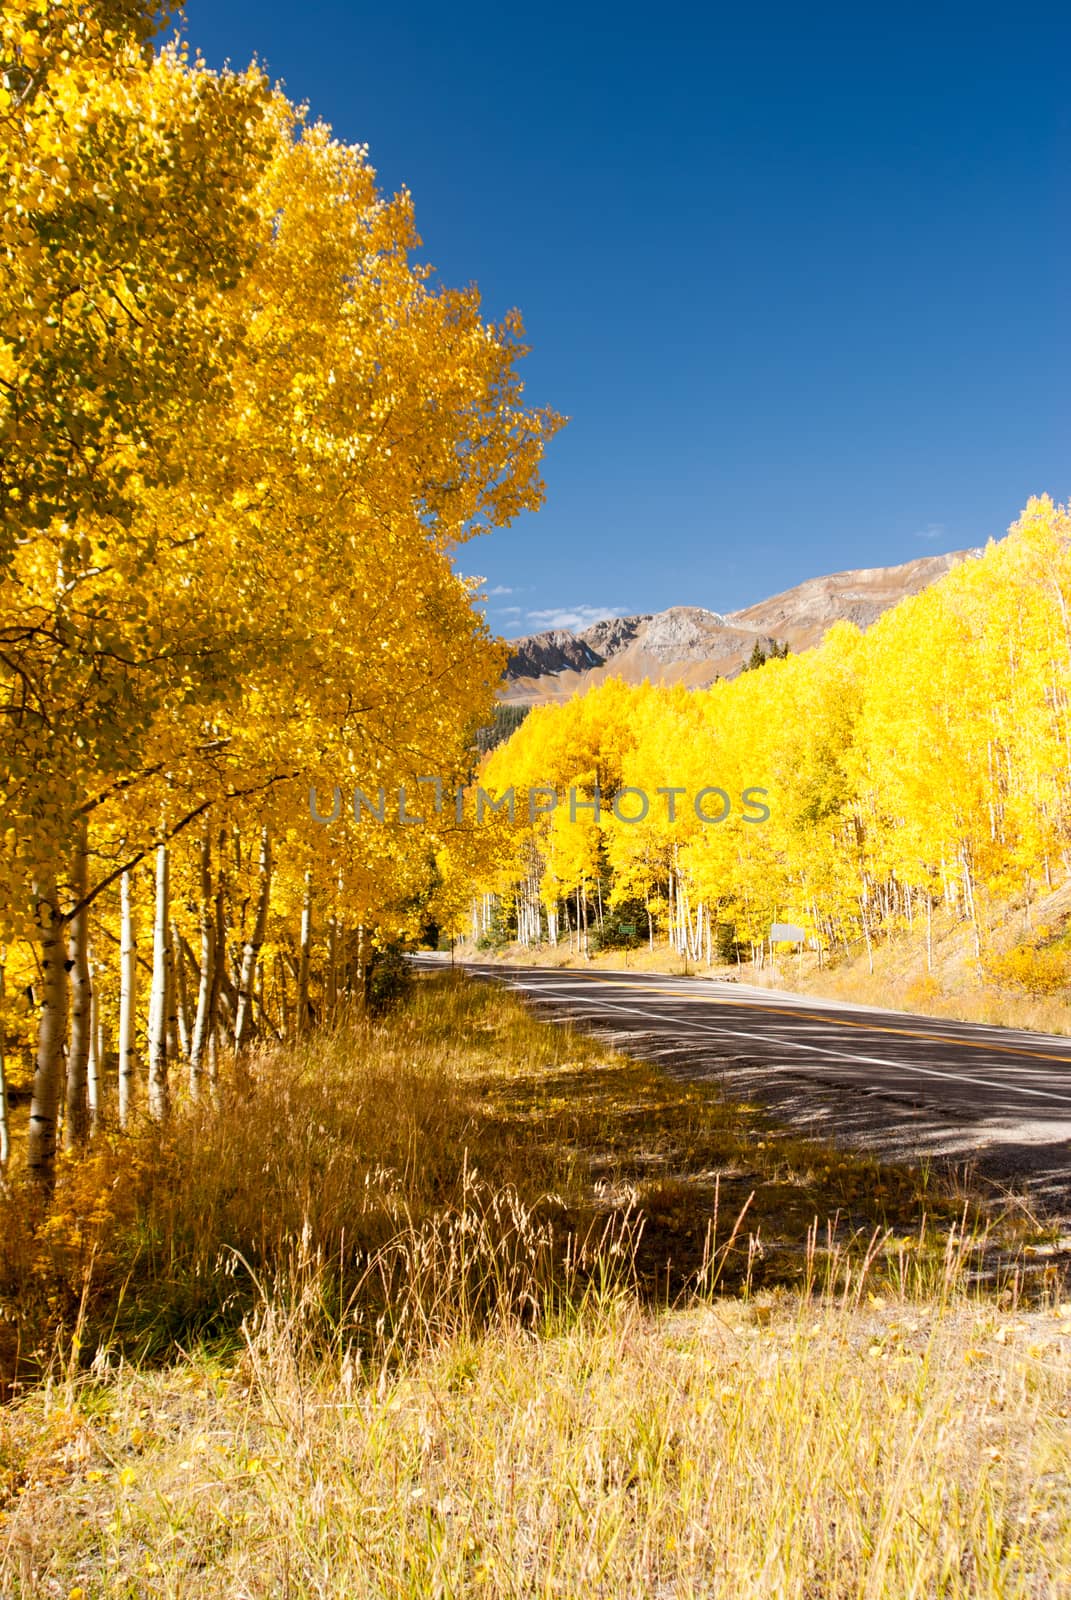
[[0, 0, 560, 1184], [469, 498, 1071, 976]]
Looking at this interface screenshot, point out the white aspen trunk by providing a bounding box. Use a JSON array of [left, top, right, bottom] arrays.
[[87, 951, 101, 1135], [28, 878, 69, 1185], [188, 830, 215, 1096], [221, 959, 241, 1027], [297, 870, 312, 1035], [65, 820, 91, 1152], [690, 899, 702, 964], [276, 953, 290, 1038], [677, 879, 690, 958], [98, 1012, 110, 1117], [0, 950, 9, 1172], [207, 848, 227, 1091], [147, 842, 173, 1121], [925, 894, 933, 974], [327, 916, 339, 1014], [118, 868, 137, 1128], [234, 826, 271, 1049], [211, 874, 226, 1025], [355, 925, 368, 1006], [171, 919, 191, 1061], [165, 956, 180, 1068], [97, 1004, 108, 1078], [961, 845, 981, 959]]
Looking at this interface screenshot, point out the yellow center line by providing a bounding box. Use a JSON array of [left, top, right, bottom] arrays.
[[539, 976, 1071, 1067]]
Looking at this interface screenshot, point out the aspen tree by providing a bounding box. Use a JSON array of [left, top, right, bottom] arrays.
[[146, 844, 172, 1122], [234, 827, 271, 1051], [26, 879, 68, 1183], [188, 831, 216, 1092], [86, 952, 102, 1135], [297, 871, 313, 1036], [64, 819, 92, 1150], [117, 869, 137, 1128]]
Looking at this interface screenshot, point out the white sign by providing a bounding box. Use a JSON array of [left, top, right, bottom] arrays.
[[770, 923, 807, 943]]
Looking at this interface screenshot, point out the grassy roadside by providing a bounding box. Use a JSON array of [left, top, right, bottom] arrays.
[[1, 972, 1069, 1595]]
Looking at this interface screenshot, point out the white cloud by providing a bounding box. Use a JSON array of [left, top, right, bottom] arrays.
[[485, 584, 514, 596], [525, 604, 624, 632], [914, 522, 947, 541], [496, 605, 522, 616]]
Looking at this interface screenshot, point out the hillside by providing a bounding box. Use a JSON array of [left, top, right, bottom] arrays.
[[503, 548, 979, 703]]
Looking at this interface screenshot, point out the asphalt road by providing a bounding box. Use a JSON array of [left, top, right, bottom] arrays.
[[415, 956, 1071, 1215]]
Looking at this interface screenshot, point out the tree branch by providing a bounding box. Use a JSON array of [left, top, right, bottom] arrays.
[[64, 770, 301, 924]]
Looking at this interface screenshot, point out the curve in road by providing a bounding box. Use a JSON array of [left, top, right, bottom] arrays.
[[415, 956, 1071, 1216]]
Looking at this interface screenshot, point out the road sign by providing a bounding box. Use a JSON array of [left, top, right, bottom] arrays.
[[770, 922, 807, 943]]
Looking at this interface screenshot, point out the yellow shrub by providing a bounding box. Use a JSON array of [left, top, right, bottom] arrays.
[[905, 974, 942, 1009], [983, 940, 1069, 997]]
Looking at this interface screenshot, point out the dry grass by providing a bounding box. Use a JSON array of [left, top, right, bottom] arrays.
[[3, 1288, 1070, 1596], [1, 972, 1068, 1596]]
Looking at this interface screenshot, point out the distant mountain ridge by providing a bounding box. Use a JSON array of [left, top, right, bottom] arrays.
[[502, 549, 981, 703]]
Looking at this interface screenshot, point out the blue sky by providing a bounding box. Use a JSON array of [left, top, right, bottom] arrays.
[[184, 1, 1070, 638]]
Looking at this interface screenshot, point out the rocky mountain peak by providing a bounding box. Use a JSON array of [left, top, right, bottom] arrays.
[[501, 548, 980, 704]]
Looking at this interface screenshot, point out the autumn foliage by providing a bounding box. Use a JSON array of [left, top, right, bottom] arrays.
[[461, 498, 1071, 970], [0, 3, 561, 1182]]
